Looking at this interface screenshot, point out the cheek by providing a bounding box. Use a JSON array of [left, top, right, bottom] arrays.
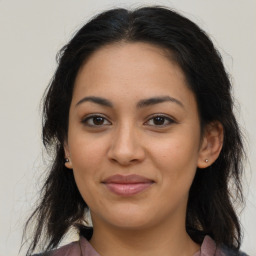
[[150, 134, 198, 163], [149, 133, 199, 184], [68, 136, 109, 202], [70, 135, 107, 170], [69, 137, 106, 204]]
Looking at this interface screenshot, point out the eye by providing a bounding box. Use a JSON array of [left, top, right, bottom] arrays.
[[145, 115, 175, 127], [82, 115, 111, 127]]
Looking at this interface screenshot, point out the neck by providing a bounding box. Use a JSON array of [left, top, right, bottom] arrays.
[[89, 215, 200, 256]]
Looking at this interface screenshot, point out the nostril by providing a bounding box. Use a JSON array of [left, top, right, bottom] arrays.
[[108, 149, 143, 165]]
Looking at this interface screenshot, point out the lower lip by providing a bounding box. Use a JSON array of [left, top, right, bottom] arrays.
[[104, 182, 153, 196]]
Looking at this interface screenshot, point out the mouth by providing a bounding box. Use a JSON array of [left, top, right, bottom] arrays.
[[102, 174, 154, 196]]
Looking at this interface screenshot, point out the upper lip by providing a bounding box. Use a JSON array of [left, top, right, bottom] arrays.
[[102, 174, 154, 184]]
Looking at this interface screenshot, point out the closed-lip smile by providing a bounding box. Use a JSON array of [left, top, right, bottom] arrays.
[[102, 174, 154, 196]]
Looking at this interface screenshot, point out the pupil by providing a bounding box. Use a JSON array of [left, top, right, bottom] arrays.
[[154, 116, 164, 125], [93, 117, 104, 125]]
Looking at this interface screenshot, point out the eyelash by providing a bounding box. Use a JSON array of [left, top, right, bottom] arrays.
[[81, 114, 111, 127], [145, 114, 176, 127], [81, 114, 176, 128]]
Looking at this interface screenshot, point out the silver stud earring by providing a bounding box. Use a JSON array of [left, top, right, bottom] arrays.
[[65, 158, 69, 163], [205, 159, 209, 163]]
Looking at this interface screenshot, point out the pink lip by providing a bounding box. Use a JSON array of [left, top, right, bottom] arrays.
[[102, 174, 154, 196]]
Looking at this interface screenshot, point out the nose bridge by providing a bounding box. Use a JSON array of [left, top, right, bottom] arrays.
[[108, 121, 144, 164], [116, 122, 136, 149]]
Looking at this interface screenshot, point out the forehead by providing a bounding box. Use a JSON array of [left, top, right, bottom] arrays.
[[72, 42, 195, 109], [77, 42, 182, 81]]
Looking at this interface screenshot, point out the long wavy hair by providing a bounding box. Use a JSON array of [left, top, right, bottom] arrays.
[[23, 6, 245, 255]]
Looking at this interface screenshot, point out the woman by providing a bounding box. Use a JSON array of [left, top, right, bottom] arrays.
[[24, 6, 247, 256]]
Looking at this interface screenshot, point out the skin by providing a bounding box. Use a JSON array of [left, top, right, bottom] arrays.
[[64, 42, 223, 256]]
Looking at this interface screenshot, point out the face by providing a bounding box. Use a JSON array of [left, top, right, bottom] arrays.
[[65, 42, 207, 231]]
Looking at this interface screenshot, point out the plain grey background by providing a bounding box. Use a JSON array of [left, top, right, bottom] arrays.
[[0, 0, 255, 255]]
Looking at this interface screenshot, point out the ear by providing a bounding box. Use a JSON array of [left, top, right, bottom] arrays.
[[197, 121, 224, 168], [64, 141, 73, 169]]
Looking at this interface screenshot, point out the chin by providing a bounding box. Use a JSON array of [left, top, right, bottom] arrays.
[[94, 204, 154, 230]]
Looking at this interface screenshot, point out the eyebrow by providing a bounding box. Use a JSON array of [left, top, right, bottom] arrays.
[[137, 96, 184, 108], [76, 96, 113, 107], [75, 95, 184, 108]]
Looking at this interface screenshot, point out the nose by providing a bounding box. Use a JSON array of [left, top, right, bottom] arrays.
[[107, 124, 146, 166]]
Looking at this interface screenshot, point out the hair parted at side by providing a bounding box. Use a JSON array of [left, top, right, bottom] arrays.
[[23, 6, 245, 255]]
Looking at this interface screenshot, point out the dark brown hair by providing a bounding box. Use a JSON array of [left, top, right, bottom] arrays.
[[23, 6, 245, 255]]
